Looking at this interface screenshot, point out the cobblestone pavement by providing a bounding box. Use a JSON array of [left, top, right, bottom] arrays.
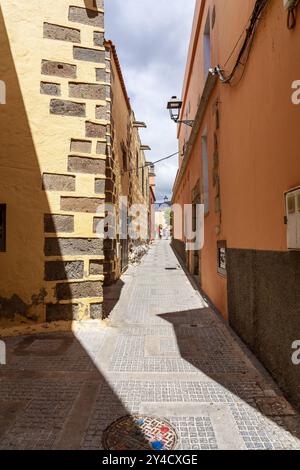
[[1, 240, 300, 450]]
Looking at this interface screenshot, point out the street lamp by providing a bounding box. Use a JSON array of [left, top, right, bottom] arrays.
[[167, 96, 194, 127]]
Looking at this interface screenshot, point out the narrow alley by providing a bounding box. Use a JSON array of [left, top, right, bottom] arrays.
[[0, 241, 299, 451]]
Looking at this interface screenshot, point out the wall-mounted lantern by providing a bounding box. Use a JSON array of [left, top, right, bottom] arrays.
[[167, 96, 194, 127]]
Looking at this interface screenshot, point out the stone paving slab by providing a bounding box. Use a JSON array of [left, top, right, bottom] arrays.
[[0, 240, 300, 450]]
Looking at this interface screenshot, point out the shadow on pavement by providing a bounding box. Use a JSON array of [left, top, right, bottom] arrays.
[[0, 331, 153, 450], [158, 306, 300, 443]]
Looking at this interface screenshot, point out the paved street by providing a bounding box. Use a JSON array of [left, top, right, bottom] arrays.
[[0, 240, 300, 450]]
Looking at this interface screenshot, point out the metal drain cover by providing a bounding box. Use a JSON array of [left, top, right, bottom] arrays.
[[102, 415, 178, 450]]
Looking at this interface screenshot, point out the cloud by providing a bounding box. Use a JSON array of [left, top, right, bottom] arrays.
[[105, 0, 196, 201]]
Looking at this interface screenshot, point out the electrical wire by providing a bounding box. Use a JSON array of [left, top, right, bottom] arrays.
[[122, 151, 179, 174], [214, 0, 270, 85], [223, 15, 253, 68], [149, 151, 179, 166]]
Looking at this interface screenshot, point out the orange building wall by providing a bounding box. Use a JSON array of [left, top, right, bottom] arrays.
[[219, 0, 300, 251], [172, 0, 300, 406], [173, 0, 300, 320]]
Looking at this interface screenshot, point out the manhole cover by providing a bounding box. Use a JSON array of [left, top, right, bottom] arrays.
[[102, 415, 178, 450]]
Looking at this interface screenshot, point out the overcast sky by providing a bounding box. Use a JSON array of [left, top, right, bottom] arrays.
[[105, 0, 196, 202]]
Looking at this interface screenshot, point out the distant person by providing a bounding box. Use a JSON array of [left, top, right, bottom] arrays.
[[159, 225, 163, 240]]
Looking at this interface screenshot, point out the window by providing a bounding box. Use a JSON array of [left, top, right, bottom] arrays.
[[0, 205, 6, 252], [204, 11, 211, 79], [201, 132, 209, 214]]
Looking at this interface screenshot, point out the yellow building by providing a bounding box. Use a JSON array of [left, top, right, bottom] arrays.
[[0, 0, 149, 330], [0, 0, 151, 331]]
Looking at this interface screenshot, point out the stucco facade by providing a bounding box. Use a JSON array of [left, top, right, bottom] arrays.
[[172, 0, 300, 405]]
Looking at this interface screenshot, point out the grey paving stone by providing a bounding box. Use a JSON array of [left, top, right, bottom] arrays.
[[0, 241, 300, 450]]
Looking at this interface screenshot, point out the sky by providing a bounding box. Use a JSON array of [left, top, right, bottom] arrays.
[[105, 0, 196, 202]]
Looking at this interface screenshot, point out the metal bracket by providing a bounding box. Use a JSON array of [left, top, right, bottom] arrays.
[[176, 119, 194, 128]]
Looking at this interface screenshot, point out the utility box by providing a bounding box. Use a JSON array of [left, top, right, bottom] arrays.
[[285, 187, 300, 250]]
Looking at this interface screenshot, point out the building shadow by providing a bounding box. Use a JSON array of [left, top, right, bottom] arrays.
[[0, 8, 150, 450], [0, 6, 65, 330], [103, 278, 125, 318], [157, 306, 300, 442], [0, 4, 102, 331], [0, 331, 152, 450]]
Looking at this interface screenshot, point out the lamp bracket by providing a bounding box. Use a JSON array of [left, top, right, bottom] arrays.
[[173, 119, 194, 128]]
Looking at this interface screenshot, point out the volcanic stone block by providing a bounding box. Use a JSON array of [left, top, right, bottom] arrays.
[[105, 167, 115, 179], [105, 169, 114, 180], [42, 173, 76, 191], [68, 156, 106, 175], [44, 238, 103, 256], [90, 303, 103, 319], [96, 141, 107, 154], [45, 261, 84, 281], [56, 281, 103, 300], [73, 46, 105, 63], [46, 303, 79, 322], [43, 23, 81, 43], [106, 192, 115, 203], [93, 217, 104, 234], [106, 156, 116, 170], [95, 105, 107, 120], [89, 260, 104, 275], [95, 68, 106, 82], [69, 82, 105, 100], [104, 239, 116, 252], [61, 197, 104, 213], [70, 139, 92, 154], [94, 31, 104, 47], [105, 85, 111, 99], [50, 99, 86, 117], [44, 214, 74, 233], [42, 60, 77, 79], [95, 178, 105, 194], [69, 6, 104, 27], [40, 82, 61, 96], [86, 121, 106, 139]]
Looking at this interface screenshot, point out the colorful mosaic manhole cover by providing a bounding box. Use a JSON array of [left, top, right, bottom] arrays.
[[102, 415, 179, 450]]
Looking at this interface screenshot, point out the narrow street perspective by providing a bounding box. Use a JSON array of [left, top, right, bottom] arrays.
[[0, 0, 300, 458], [1, 240, 300, 451]]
